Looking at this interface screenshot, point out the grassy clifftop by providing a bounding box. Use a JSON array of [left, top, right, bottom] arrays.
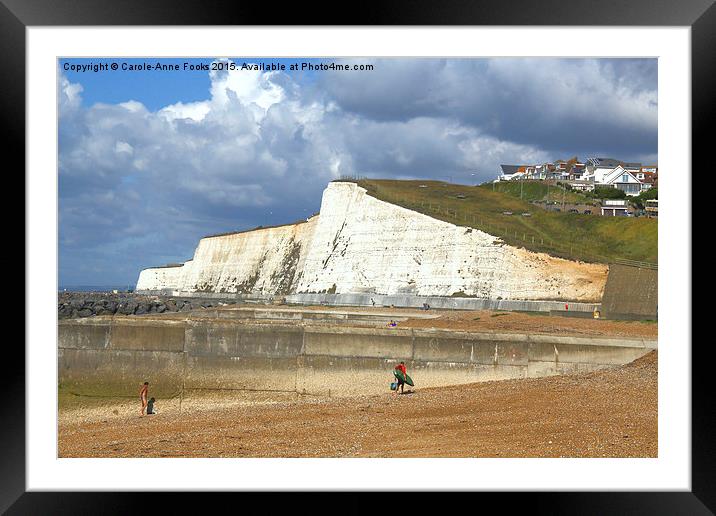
[[484, 179, 592, 204], [353, 179, 657, 265]]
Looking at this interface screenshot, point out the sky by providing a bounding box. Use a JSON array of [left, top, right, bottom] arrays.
[[58, 57, 658, 287]]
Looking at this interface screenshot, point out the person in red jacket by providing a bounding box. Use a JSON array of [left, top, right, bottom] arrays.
[[394, 361, 408, 395]]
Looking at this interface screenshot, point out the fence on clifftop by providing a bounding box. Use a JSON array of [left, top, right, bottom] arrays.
[[611, 258, 658, 270]]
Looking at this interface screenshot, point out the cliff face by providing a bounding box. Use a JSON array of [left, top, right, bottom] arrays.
[[295, 182, 606, 301], [137, 218, 318, 294], [136, 265, 184, 292], [137, 182, 607, 301]]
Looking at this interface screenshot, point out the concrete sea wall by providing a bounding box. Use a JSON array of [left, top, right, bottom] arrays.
[[59, 317, 656, 399], [137, 182, 608, 302], [284, 293, 599, 313]]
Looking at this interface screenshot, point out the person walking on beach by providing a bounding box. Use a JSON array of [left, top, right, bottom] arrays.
[[139, 381, 149, 416], [393, 362, 408, 395]]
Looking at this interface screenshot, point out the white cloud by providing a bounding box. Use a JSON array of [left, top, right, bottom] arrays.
[[119, 100, 146, 113], [209, 60, 285, 111], [458, 133, 552, 174], [115, 141, 133, 155], [159, 101, 211, 122], [58, 73, 83, 114]]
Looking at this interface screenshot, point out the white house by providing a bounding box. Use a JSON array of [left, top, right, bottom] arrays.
[[635, 167, 658, 185], [497, 164, 527, 181], [532, 164, 549, 179], [585, 157, 641, 184], [567, 180, 595, 192], [599, 165, 651, 196], [584, 164, 618, 184]]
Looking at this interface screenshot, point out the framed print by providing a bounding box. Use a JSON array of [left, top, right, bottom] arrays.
[[8, 0, 711, 512]]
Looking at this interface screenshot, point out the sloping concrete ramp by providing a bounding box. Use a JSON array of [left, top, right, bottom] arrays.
[[601, 264, 658, 320]]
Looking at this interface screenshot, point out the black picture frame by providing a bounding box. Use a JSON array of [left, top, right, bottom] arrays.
[[6, 0, 708, 512]]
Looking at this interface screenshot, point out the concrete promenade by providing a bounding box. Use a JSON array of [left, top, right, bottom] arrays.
[[136, 290, 601, 313]]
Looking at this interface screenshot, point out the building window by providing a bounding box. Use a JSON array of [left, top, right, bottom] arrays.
[[622, 174, 629, 182], [616, 183, 640, 194]]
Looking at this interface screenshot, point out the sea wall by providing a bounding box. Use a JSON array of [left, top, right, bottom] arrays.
[[58, 317, 655, 398], [285, 293, 599, 313], [137, 182, 608, 302]]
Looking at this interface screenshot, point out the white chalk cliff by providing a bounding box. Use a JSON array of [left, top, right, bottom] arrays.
[[136, 182, 607, 301]]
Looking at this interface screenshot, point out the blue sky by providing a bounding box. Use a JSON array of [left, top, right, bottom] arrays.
[[58, 57, 658, 287]]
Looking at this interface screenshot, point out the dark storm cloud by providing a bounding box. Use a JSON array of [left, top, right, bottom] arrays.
[[317, 58, 657, 158]]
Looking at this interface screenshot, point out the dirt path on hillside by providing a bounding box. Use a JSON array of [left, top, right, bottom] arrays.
[[58, 352, 657, 458]]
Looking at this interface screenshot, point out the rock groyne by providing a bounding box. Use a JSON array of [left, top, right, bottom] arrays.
[[57, 291, 233, 319]]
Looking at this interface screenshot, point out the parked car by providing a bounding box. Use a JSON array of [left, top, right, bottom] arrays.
[[521, 212, 531, 217], [502, 211, 513, 215], [583, 209, 592, 214], [568, 208, 579, 213]]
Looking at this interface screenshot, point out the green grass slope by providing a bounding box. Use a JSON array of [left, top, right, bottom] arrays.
[[353, 179, 657, 265], [483, 180, 591, 204]]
